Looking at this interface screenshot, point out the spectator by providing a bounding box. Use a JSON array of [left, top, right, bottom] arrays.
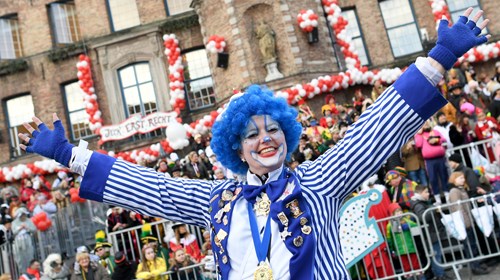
[[0, 215, 12, 245], [448, 153, 482, 198], [33, 193, 57, 216], [415, 120, 449, 204], [488, 83, 500, 119], [41, 253, 70, 280], [140, 223, 170, 264], [107, 206, 128, 233], [474, 108, 499, 162], [155, 159, 169, 174], [111, 252, 136, 280], [52, 171, 69, 190], [19, 259, 41, 280], [401, 138, 428, 187], [447, 172, 490, 275], [12, 207, 36, 273], [493, 61, 500, 83], [52, 190, 68, 210], [71, 252, 110, 280], [169, 248, 201, 280], [184, 151, 210, 180], [385, 170, 416, 211], [0, 185, 18, 204], [20, 178, 36, 206], [198, 149, 213, 177], [171, 165, 182, 178], [169, 223, 202, 263], [386, 203, 420, 274], [191, 134, 205, 152], [433, 112, 454, 148], [371, 80, 386, 101], [94, 230, 116, 275], [136, 245, 167, 280], [410, 185, 453, 280], [447, 79, 465, 111], [8, 196, 21, 219], [213, 168, 226, 180], [201, 230, 212, 257]]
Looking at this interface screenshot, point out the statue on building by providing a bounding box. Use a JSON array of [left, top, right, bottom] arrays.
[[254, 20, 284, 81], [255, 21, 277, 64]]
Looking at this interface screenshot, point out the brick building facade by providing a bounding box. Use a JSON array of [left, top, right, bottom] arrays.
[[0, 0, 499, 174]]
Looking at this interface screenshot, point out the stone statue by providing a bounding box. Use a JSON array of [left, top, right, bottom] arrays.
[[255, 21, 277, 64]]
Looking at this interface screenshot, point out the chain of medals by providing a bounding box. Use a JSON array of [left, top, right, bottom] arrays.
[[250, 192, 274, 280]]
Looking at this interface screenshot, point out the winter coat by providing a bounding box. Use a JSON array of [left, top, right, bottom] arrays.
[[136, 258, 167, 280], [40, 264, 71, 280], [401, 142, 425, 172], [169, 260, 201, 280], [111, 262, 137, 280], [448, 185, 473, 229], [410, 199, 445, 243], [415, 130, 447, 159], [70, 262, 110, 280], [452, 163, 480, 197], [386, 217, 418, 255]]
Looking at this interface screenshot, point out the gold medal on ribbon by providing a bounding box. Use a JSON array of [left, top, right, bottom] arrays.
[[254, 193, 271, 216], [254, 261, 274, 280]]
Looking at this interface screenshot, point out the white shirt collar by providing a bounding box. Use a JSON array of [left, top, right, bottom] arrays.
[[245, 165, 284, 186]]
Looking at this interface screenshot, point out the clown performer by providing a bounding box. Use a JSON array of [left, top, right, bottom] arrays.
[[18, 9, 490, 280]]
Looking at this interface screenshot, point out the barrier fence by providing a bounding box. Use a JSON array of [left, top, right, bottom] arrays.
[[446, 138, 500, 174]]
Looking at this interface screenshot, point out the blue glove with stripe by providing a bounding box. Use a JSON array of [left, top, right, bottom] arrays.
[[429, 13, 488, 70]]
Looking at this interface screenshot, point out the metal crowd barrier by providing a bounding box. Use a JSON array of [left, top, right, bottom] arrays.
[[34, 200, 108, 261], [422, 192, 500, 279], [108, 218, 204, 262], [0, 241, 19, 279], [446, 138, 500, 174]]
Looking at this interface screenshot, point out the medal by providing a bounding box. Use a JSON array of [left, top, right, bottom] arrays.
[[277, 212, 289, 226], [301, 225, 312, 235], [254, 261, 274, 280], [223, 203, 232, 213], [223, 215, 229, 226], [222, 190, 234, 201], [254, 193, 271, 216], [286, 199, 303, 218], [299, 217, 308, 226], [222, 255, 228, 264], [293, 236, 303, 247], [210, 193, 220, 203], [280, 227, 291, 240]]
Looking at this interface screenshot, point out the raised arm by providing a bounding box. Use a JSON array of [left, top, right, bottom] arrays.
[[296, 8, 489, 200], [18, 114, 221, 228]]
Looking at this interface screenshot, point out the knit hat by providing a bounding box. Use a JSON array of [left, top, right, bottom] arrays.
[[385, 170, 400, 183], [94, 230, 112, 250], [388, 203, 402, 215], [140, 223, 158, 244], [394, 166, 408, 178], [448, 153, 462, 164]]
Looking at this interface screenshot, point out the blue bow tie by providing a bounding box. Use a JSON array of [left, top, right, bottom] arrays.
[[241, 172, 291, 204]]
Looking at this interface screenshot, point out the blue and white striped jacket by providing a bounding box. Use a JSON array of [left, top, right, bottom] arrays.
[[79, 64, 446, 279]]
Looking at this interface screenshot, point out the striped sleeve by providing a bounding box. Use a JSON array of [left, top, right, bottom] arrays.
[[296, 64, 447, 200], [80, 153, 226, 228]]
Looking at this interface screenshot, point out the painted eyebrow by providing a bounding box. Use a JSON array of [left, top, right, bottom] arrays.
[[242, 119, 259, 137]]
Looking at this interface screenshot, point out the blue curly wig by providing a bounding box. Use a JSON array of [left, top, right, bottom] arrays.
[[211, 85, 303, 175]]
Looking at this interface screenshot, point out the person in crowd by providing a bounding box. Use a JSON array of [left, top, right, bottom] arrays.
[[184, 151, 210, 180], [141, 223, 170, 264], [41, 253, 71, 280], [12, 207, 36, 273], [401, 138, 428, 187], [52, 171, 70, 190], [110, 251, 136, 280], [488, 83, 500, 119], [52, 190, 68, 210], [169, 248, 201, 280], [94, 230, 116, 275], [136, 244, 167, 280], [169, 223, 201, 263], [371, 80, 386, 101], [447, 153, 482, 198], [474, 108, 499, 162], [359, 175, 394, 279], [447, 171, 490, 275], [71, 252, 110, 280], [75, 245, 101, 264], [20, 178, 37, 207], [410, 185, 453, 280], [213, 168, 226, 180], [156, 159, 169, 174], [433, 112, 454, 149], [8, 196, 22, 220], [19, 259, 42, 280], [0, 185, 18, 205], [447, 79, 465, 111], [18, 9, 490, 279], [385, 170, 416, 211], [170, 165, 182, 178], [33, 193, 58, 216], [386, 203, 420, 274], [191, 134, 206, 152], [0, 215, 12, 244], [198, 149, 214, 178], [107, 206, 128, 233], [415, 120, 449, 204], [201, 230, 212, 257], [493, 61, 500, 83]]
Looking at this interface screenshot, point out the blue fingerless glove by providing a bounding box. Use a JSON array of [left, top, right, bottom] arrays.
[[26, 120, 74, 167], [429, 16, 488, 70]]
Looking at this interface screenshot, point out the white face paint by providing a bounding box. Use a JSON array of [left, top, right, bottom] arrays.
[[240, 115, 287, 176]]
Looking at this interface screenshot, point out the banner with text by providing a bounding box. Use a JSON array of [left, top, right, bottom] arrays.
[[99, 112, 177, 143]]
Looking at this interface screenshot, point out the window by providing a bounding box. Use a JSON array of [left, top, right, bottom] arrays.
[[341, 9, 370, 66], [5, 95, 35, 158], [0, 14, 23, 59], [182, 49, 215, 111], [118, 63, 160, 138], [107, 0, 140, 31], [63, 81, 93, 141], [164, 0, 193, 16], [379, 0, 422, 57], [446, 0, 486, 34], [48, 1, 80, 44]]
